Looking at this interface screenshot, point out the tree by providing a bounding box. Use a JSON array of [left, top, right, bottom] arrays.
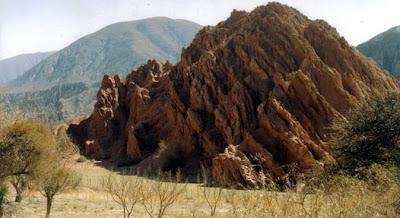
[[330, 93, 400, 172], [200, 165, 223, 216], [185, 185, 201, 218], [0, 120, 57, 202], [141, 172, 186, 218], [201, 186, 223, 216], [37, 166, 80, 218], [103, 174, 143, 218], [10, 175, 27, 203]]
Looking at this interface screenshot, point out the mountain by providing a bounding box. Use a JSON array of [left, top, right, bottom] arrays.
[[6, 17, 202, 92], [0, 82, 99, 121], [67, 3, 399, 188], [357, 26, 400, 79], [0, 51, 55, 84], [0, 17, 202, 121]]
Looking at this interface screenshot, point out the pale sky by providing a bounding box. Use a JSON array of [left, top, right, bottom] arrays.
[[0, 0, 399, 60]]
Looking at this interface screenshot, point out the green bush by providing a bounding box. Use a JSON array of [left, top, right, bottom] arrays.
[[330, 93, 400, 173]]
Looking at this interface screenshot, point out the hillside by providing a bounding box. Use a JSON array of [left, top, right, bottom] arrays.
[[0, 17, 201, 121], [357, 26, 400, 79], [0, 82, 99, 121], [6, 17, 202, 92], [68, 3, 399, 188], [0, 51, 54, 84]]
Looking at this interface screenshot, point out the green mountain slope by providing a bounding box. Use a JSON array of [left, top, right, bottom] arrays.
[[0, 51, 55, 84], [1, 17, 201, 122], [0, 82, 98, 121], [357, 26, 400, 79], [6, 17, 201, 91]]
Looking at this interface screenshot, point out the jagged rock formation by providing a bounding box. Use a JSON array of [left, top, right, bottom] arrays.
[[68, 3, 399, 188]]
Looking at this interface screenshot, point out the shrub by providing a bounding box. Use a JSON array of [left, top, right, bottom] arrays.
[[201, 186, 223, 216], [185, 186, 201, 218], [141, 171, 186, 218], [330, 93, 400, 173], [103, 174, 143, 218]]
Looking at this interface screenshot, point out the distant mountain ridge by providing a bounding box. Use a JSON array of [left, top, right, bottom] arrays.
[[357, 26, 400, 79], [5, 17, 202, 92], [0, 17, 202, 122], [0, 51, 55, 84]]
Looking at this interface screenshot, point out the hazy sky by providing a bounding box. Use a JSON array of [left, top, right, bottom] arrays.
[[1, 0, 400, 60]]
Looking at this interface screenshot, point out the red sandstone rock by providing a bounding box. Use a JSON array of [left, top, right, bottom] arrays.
[[68, 2, 399, 187]]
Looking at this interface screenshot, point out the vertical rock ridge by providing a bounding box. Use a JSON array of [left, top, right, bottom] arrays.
[[68, 2, 399, 187]]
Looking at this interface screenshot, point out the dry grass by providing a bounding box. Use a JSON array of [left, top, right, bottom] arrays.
[[3, 159, 399, 218]]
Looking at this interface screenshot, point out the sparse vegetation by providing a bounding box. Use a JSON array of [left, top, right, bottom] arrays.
[[141, 171, 186, 218], [200, 166, 224, 217], [202, 186, 223, 216], [2, 161, 399, 217], [103, 173, 142, 218], [185, 184, 201, 218], [223, 189, 239, 216]]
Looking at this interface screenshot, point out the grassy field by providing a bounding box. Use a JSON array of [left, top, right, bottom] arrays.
[[3, 157, 399, 218]]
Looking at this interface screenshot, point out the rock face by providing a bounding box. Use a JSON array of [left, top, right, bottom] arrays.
[[68, 3, 399, 187]]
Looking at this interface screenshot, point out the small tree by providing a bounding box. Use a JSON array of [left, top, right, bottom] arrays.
[[103, 174, 143, 218], [201, 186, 223, 216], [0, 120, 57, 202], [10, 175, 27, 203], [185, 186, 201, 218], [200, 165, 223, 216], [330, 93, 400, 173], [141, 172, 186, 218], [37, 166, 80, 218]]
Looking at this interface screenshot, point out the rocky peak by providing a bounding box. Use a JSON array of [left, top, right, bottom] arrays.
[[68, 2, 399, 188]]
